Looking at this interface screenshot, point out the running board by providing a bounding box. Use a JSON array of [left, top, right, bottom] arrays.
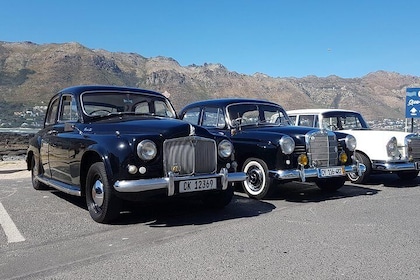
[[37, 175, 82, 196]]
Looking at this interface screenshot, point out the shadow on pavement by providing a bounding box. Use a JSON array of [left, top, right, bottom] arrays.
[[360, 173, 420, 188], [259, 181, 379, 203], [51, 190, 276, 226]]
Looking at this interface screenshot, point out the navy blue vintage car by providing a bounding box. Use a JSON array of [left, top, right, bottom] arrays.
[[179, 99, 366, 199], [26, 85, 246, 223]]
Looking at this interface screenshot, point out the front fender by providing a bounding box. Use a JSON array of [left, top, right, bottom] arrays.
[[81, 137, 133, 187]]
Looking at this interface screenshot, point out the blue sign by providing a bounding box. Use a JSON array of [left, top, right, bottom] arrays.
[[406, 88, 420, 118]]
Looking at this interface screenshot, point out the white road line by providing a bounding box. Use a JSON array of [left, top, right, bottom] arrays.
[[0, 202, 25, 243]]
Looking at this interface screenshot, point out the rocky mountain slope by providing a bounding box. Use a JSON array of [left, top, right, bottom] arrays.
[[1, 41, 420, 122]]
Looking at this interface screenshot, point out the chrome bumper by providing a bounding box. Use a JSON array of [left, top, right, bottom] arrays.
[[372, 161, 419, 172], [114, 168, 246, 196], [269, 163, 366, 182]]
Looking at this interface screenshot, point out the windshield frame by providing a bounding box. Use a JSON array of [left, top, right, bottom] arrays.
[[80, 90, 177, 121]]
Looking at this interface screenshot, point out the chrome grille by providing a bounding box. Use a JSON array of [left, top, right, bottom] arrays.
[[406, 135, 420, 161], [163, 136, 217, 176], [305, 130, 338, 167]]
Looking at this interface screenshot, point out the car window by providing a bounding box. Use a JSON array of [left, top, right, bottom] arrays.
[[289, 115, 297, 125], [134, 101, 149, 114], [340, 116, 363, 129], [298, 115, 316, 127], [59, 95, 79, 122], [260, 105, 290, 125], [155, 100, 175, 117], [228, 103, 290, 126], [322, 115, 365, 130], [228, 104, 259, 125], [202, 107, 225, 128], [45, 97, 60, 126], [182, 108, 201, 125], [322, 117, 339, 130]]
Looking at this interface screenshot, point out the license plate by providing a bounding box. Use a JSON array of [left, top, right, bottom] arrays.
[[179, 178, 217, 193], [318, 167, 345, 178]]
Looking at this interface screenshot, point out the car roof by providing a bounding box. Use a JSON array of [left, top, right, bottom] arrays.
[[58, 85, 165, 98], [182, 98, 283, 110], [287, 108, 359, 115]]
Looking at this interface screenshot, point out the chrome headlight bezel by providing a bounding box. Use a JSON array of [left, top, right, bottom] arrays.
[[279, 135, 295, 155], [218, 139, 233, 158], [387, 136, 399, 157], [345, 134, 357, 152], [137, 139, 157, 161]]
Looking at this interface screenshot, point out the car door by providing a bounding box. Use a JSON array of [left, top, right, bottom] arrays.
[[47, 95, 81, 185], [40, 96, 60, 178]]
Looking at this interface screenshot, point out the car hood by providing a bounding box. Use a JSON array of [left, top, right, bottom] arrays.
[[242, 125, 318, 135], [340, 129, 414, 145], [232, 125, 326, 145], [80, 117, 212, 139], [340, 129, 418, 160]]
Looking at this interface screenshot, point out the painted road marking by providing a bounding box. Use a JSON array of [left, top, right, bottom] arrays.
[[0, 202, 25, 243]]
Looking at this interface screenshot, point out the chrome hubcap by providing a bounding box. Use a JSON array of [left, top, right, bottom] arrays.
[[92, 180, 104, 207], [248, 167, 263, 191]]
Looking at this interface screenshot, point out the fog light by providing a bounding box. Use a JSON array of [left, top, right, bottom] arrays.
[[225, 162, 231, 169], [339, 152, 348, 164], [298, 154, 308, 166], [128, 165, 138, 174], [139, 166, 147, 174]]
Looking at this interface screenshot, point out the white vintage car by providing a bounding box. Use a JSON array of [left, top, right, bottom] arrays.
[[287, 108, 420, 183]]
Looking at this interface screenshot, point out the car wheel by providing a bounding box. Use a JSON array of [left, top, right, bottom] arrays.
[[242, 158, 273, 199], [397, 170, 419, 180], [315, 176, 346, 192], [85, 162, 121, 223], [202, 184, 234, 208], [30, 156, 48, 190], [347, 152, 371, 184]]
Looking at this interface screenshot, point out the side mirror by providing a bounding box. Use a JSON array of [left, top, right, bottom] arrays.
[[64, 122, 83, 135], [64, 122, 74, 132]]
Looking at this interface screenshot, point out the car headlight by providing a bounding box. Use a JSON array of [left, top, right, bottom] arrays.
[[279, 136, 295, 155], [387, 137, 399, 157], [345, 135, 357, 152], [218, 139, 233, 158], [137, 140, 157, 161]]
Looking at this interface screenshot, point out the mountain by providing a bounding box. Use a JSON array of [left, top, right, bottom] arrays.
[[1, 41, 420, 125]]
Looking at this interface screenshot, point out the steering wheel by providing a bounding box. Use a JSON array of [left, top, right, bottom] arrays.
[[90, 109, 112, 116]]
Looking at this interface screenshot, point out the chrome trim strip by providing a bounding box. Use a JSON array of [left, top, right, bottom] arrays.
[[37, 175, 82, 196]]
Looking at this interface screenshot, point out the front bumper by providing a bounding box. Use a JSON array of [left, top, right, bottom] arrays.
[[269, 163, 366, 182], [113, 168, 246, 196], [372, 160, 420, 172]]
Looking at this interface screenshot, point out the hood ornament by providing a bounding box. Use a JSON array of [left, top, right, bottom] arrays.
[[189, 124, 196, 136]]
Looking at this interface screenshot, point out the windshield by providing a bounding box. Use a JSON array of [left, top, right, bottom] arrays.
[[81, 91, 176, 118], [321, 113, 369, 130], [227, 103, 291, 126]]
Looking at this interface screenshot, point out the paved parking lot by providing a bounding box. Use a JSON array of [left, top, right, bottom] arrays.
[[1, 162, 420, 279]]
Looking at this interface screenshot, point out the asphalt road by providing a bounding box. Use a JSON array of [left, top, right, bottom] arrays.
[[1, 170, 420, 280]]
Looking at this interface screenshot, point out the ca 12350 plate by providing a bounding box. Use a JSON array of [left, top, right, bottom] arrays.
[[179, 178, 217, 193]]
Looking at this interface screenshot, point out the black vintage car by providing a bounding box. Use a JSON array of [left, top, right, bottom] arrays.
[[26, 85, 246, 223], [179, 99, 366, 199]]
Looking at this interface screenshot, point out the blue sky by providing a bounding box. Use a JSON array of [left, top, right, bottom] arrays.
[[1, 0, 419, 78]]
